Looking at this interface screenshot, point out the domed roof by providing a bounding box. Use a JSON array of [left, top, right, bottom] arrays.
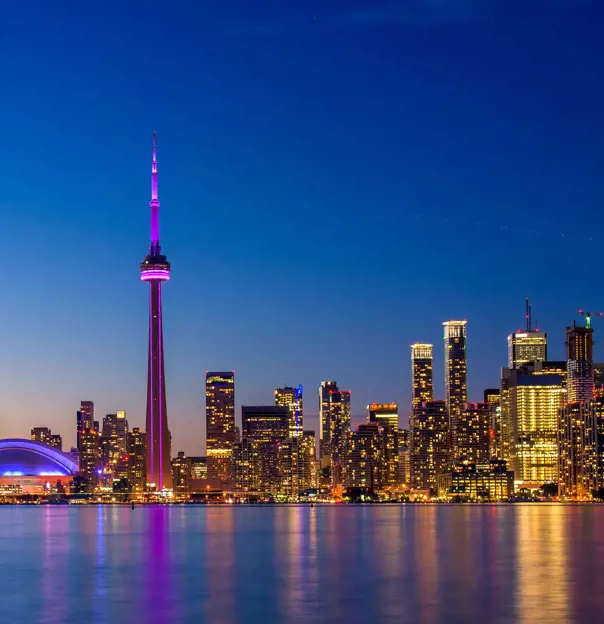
[[0, 439, 78, 476]]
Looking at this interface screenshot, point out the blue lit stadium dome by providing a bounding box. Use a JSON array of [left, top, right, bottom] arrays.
[[0, 439, 78, 477]]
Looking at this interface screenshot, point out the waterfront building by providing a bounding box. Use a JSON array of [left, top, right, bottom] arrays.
[[443, 321, 467, 456], [410, 400, 449, 492], [275, 385, 303, 438], [367, 403, 399, 488], [558, 400, 601, 499], [242, 405, 289, 493], [100, 411, 129, 471], [76, 401, 94, 453], [411, 344, 433, 408], [456, 403, 490, 464], [319, 381, 338, 466], [566, 321, 594, 403], [506, 363, 565, 482], [437, 460, 514, 500], [30, 427, 62, 451], [232, 439, 261, 493], [345, 422, 384, 491], [484, 388, 501, 458], [140, 133, 172, 491], [327, 388, 351, 485], [127, 427, 146, 492], [171, 452, 192, 493], [189, 457, 207, 480], [206, 372, 236, 481], [79, 427, 101, 490]]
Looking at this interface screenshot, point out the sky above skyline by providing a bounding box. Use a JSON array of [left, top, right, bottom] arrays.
[[1, 1, 603, 454]]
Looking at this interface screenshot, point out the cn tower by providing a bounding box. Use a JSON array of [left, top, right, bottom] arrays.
[[140, 133, 172, 490]]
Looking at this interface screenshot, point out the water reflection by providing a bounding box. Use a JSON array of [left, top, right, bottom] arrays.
[[1, 505, 604, 623]]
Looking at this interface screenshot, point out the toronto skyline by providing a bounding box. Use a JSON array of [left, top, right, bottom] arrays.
[[1, 1, 604, 455]]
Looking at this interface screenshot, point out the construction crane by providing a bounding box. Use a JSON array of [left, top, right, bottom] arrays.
[[578, 309, 603, 329]]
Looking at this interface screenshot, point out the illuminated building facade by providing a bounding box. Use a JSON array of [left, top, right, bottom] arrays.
[[232, 439, 261, 493], [278, 430, 317, 496], [508, 331, 547, 368], [79, 427, 101, 490], [30, 427, 62, 451], [437, 460, 514, 500], [411, 344, 433, 408], [410, 400, 449, 492], [566, 322, 594, 403], [127, 427, 146, 492], [140, 133, 172, 491], [327, 389, 351, 485], [189, 457, 207, 480], [76, 401, 94, 453], [443, 321, 467, 456], [508, 366, 565, 482], [319, 381, 338, 465], [558, 402, 599, 498], [171, 452, 192, 493], [101, 411, 129, 473], [242, 405, 289, 492], [206, 372, 236, 481], [345, 422, 384, 491], [367, 403, 399, 488], [456, 403, 491, 464], [484, 388, 501, 458], [274, 385, 303, 437]]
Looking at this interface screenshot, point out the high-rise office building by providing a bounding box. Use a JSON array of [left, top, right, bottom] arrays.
[[443, 321, 467, 455], [345, 422, 384, 491], [558, 401, 600, 499], [140, 133, 172, 491], [506, 363, 566, 482], [367, 403, 399, 488], [410, 344, 433, 408], [31, 427, 62, 450], [319, 381, 338, 463], [206, 372, 236, 481], [242, 405, 289, 492], [275, 385, 303, 437], [101, 411, 129, 476], [232, 439, 261, 493], [79, 427, 101, 491], [456, 403, 491, 464], [566, 321, 595, 403], [508, 299, 547, 368], [127, 427, 146, 493], [508, 332, 547, 369], [171, 452, 192, 493], [76, 401, 94, 453], [410, 400, 449, 492]]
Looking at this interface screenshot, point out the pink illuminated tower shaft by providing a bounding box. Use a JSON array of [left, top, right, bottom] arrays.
[[140, 132, 172, 490]]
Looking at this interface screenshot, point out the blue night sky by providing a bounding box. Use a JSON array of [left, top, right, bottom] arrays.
[[0, 1, 603, 454]]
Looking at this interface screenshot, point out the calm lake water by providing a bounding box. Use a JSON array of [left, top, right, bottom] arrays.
[[0, 504, 602, 623]]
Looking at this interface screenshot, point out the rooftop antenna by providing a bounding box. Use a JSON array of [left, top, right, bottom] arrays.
[[525, 297, 533, 332]]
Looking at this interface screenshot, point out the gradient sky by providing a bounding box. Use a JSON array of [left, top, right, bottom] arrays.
[[1, 1, 603, 454]]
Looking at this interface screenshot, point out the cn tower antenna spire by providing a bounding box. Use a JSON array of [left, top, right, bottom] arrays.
[[150, 131, 160, 251]]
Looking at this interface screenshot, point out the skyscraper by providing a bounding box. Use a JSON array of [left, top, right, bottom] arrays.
[[76, 401, 94, 453], [507, 299, 547, 368], [101, 411, 129, 474], [507, 364, 566, 482], [206, 372, 236, 480], [345, 423, 384, 492], [456, 403, 491, 464], [410, 344, 433, 408], [558, 401, 600, 499], [327, 389, 351, 485], [443, 320, 467, 455], [140, 133, 172, 491], [319, 381, 338, 464], [275, 385, 303, 437], [127, 427, 147, 493], [410, 400, 449, 492], [566, 321, 595, 403], [31, 427, 62, 450], [367, 403, 399, 488]]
